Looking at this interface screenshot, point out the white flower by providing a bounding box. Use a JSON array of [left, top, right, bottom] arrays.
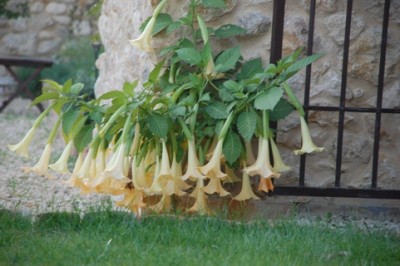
[[24, 143, 54, 179], [8, 127, 36, 158], [244, 137, 280, 179], [129, 0, 168, 52], [49, 141, 74, 174], [294, 116, 324, 155], [181, 139, 206, 181], [199, 139, 227, 178], [234, 169, 259, 201], [269, 137, 291, 173]]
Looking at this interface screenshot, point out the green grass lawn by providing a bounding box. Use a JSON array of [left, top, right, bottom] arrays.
[[0, 209, 399, 266]]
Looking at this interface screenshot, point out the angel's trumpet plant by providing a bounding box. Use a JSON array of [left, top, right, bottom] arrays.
[[66, 153, 83, 187], [9, 103, 54, 158], [24, 143, 54, 179], [189, 178, 210, 215], [49, 140, 74, 174], [294, 115, 324, 155], [258, 177, 274, 193], [269, 136, 291, 173], [203, 176, 230, 196], [234, 165, 260, 201], [181, 139, 206, 181], [129, 0, 168, 51], [24, 115, 61, 179], [200, 113, 234, 179], [9, 127, 37, 158], [244, 137, 280, 179]]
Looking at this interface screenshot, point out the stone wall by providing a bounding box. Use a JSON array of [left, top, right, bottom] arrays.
[[0, 0, 97, 57], [97, 0, 400, 190]]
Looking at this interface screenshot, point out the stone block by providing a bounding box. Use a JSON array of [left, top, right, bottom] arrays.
[[325, 14, 365, 45], [45, 3, 68, 15], [238, 12, 271, 36], [37, 39, 61, 54]]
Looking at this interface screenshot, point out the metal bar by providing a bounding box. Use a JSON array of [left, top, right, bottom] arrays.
[[299, 0, 316, 187], [334, 0, 353, 188], [306, 105, 400, 113], [273, 186, 400, 199], [269, 0, 286, 64], [371, 0, 391, 188]]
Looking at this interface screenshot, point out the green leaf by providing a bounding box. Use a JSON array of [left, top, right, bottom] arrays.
[[237, 110, 257, 141], [214, 24, 246, 38], [176, 48, 202, 66], [74, 124, 94, 153], [166, 21, 182, 34], [41, 79, 63, 91], [269, 98, 295, 121], [70, 83, 84, 95], [205, 102, 229, 119], [219, 86, 235, 102], [170, 106, 186, 119], [147, 113, 169, 138], [254, 87, 283, 110], [201, 0, 226, 8], [223, 130, 243, 164], [215, 46, 241, 72], [223, 80, 241, 91], [62, 79, 73, 94], [152, 13, 173, 35], [31, 92, 59, 106], [122, 81, 138, 97], [239, 58, 263, 79], [284, 53, 323, 77], [148, 59, 165, 83], [97, 90, 127, 101], [90, 110, 103, 124], [62, 108, 80, 137]]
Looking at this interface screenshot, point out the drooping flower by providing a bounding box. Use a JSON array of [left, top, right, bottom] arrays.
[[199, 139, 227, 179], [244, 137, 280, 179], [181, 139, 205, 181], [65, 153, 83, 187], [24, 143, 54, 179], [294, 116, 324, 155], [188, 178, 210, 215], [244, 140, 256, 166], [269, 137, 291, 173], [49, 140, 74, 174], [8, 127, 37, 158], [114, 188, 146, 216], [234, 168, 260, 201], [258, 177, 274, 193], [203, 176, 230, 196], [129, 0, 168, 52]]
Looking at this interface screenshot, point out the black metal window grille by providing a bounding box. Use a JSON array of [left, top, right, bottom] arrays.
[[269, 0, 400, 199]]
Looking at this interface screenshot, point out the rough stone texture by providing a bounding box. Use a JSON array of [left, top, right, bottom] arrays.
[[0, 0, 98, 57], [238, 11, 271, 36]]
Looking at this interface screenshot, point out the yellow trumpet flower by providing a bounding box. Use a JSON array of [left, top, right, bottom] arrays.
[[8, 127, 37, 158], [203, 176, 230, 196], [129, 0, 168, 52], [181, 139, 206, 181], [24, 143, 55, 179], [258, 177, 274, 193], [294, 116, 324, 155], [49, 141, 74, 174], [269, 137, 291, 173], [65, 153, 83, 187], [188, 178, 210, 215], [199, 139, 227, 179], [234, 168, 260, 201], [244, 137, 280, 179]]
